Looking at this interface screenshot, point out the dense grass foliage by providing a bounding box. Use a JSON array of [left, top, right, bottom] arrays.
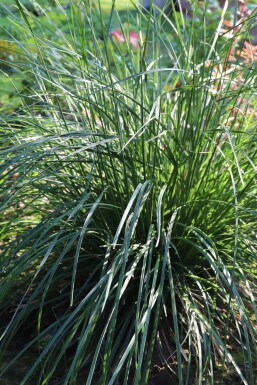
[[1, 1, 257, 384]]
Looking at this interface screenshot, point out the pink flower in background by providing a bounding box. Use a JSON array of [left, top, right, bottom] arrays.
[[110, 28, 139, 49], [129, 31, 139, 49], [110, 29, 125, 44]]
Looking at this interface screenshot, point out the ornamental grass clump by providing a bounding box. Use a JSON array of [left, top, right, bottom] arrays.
[[1, 0, 257, 384]]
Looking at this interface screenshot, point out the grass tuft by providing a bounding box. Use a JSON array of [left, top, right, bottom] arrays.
[[1, 0, 257, 384]]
